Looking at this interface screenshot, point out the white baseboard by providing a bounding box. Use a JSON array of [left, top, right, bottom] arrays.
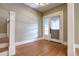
[[15, 37, 67, 46], [45, 38, 59, 42], [0, 33, 7, 38], [44, 38, 67, 46], [16, 37, 43, 46], [0, 51, 8, 56], [62, 42, 67, 46], [75, 44, 79, 48]]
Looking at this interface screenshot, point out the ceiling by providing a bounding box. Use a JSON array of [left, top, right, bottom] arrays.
[[24, 3, 63, 13]]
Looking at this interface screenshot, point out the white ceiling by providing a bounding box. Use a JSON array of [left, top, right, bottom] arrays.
[[24, 3, 63, 13]]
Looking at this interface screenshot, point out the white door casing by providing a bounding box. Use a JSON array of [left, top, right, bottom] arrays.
[[43, 10, 64, 43], [8, 11, 15, 56], [67, 3, 75, 56], [49, 11, 63, 43]]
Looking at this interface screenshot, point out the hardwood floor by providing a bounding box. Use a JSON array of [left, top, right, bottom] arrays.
[[0, 37, 9, 53], [75, 48, 79, 56], [16, 40, 67, 56]]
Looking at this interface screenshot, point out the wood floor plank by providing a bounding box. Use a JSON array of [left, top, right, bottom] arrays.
[[0, 47, 8, 52], [75, 48, 79, 56], [16, 40, 67, 56]]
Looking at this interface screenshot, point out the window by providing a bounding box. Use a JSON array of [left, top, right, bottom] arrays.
[[43, 17, 49, 35], [43, 16, 60, 35], [51, 16, 60, 30]]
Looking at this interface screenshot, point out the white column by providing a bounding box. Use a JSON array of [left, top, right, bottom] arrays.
[[9, 11, 15, 56], [67, 3, 75, 56]]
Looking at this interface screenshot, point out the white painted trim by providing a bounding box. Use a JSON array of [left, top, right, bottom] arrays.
[[67, 3, 75, 56], [16, 39, 38, 46], [43, 10, 64, 44], [9, 11, 15, 56], [62, 42, 67, 46], [38, 37, 44, 40], [0, 33, 7, 38], [0, 43, 8, 48], [49, 11, 64, 44], [45, 38, 67, 46], [47, 39, 61, 43], [0, 51, 8, 56], [16, 38, 43, 46]]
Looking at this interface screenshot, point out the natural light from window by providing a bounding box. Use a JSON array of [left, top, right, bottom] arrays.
[[43, 16, 60, 35], [51, 16, 60, 30], [43, 17, 49, 35]]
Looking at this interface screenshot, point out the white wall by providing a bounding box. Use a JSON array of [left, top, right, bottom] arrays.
[[0, 3, 42, 42], [0, 8, 8, 33], [74, 4, 79, 44]]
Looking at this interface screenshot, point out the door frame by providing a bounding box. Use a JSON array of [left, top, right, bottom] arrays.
[[43, 10, 64, 44], [8, 11, 15, 56], [67, 3, 75, 56], [48, 10, 63, 43]]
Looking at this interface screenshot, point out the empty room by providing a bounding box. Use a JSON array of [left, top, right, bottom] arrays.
[[0, 3, 75, 56]]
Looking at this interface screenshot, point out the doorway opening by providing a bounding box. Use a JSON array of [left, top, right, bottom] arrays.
[[50, 15, 60, 42], [43, 11, 63, 44]]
